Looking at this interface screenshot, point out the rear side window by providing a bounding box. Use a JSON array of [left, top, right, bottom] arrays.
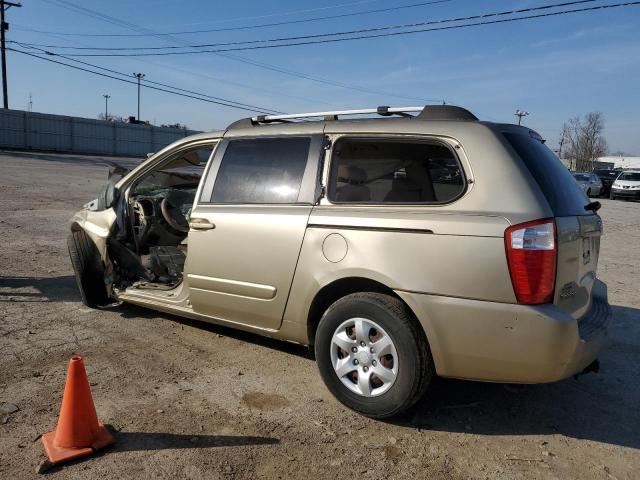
[[503, 132, 589, 216], [328, 138, 465, 204], [211, 137, 310, 204]]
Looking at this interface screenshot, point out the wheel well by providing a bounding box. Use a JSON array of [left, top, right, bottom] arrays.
[[307, 277, 403, 347]]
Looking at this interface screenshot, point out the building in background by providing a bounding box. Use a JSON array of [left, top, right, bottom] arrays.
[[598, 156, 640, 170]]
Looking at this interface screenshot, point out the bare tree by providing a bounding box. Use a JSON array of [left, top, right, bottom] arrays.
[[559, 112, 608, 171]]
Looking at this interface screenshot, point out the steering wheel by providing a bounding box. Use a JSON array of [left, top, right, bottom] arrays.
[[160, 197, 190, 233]]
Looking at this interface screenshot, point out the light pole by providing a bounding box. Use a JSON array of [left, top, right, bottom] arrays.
[[133, 72, 145, 121], [1, 1, 23, 109], [103, 94, 110, 120], [514, 109, 529, 125]]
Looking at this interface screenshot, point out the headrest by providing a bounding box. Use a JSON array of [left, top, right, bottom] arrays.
[[337, 165, 367, 184]]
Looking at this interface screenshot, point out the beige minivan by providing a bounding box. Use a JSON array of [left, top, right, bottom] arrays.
[[69, 105, 611, 418]]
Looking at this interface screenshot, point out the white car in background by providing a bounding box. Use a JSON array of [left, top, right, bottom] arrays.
[[610, 170, 640, 201], [572, 172, 602, 197]]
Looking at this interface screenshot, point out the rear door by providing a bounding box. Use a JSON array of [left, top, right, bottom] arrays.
[[502, 129, 602, 319], [185, 134, 323, 330]]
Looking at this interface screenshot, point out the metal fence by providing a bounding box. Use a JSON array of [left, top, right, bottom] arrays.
[[0, 109, 201, 157]]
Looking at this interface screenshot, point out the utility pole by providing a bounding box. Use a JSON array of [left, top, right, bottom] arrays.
[[27, 92, 31, 112], [514, 109, 529, 126], [103, 93, 110, 120], [133, 72, 144, 121], [1, 0, 22, 109]]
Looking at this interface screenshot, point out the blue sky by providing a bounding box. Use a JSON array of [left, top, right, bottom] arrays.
[[6, 0, 640, 153]]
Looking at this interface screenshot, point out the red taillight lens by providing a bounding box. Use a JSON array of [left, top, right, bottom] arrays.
[[505, 219, 556, 304]]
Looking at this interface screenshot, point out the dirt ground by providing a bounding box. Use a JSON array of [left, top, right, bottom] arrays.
[[0, 150, 638, 479]]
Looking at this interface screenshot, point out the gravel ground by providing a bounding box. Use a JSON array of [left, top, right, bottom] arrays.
[[0, 150, 638, 479]]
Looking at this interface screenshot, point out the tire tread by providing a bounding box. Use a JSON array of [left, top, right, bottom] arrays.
[[67, 230, 109, 308]]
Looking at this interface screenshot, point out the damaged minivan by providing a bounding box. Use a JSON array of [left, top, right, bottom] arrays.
[[69, 105, 611, 418]]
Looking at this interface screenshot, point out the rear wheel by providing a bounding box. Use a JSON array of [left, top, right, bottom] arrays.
[[586, 188, 591, 197], [67, 229, 109, 308], [314, 292, 433, 418]]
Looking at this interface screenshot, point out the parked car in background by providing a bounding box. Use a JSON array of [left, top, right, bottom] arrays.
[[572, 172, 602, 197], [593, 169, 620, 196], [610, 170, 640, 200]]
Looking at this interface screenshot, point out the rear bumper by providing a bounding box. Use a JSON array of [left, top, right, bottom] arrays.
[[396, 280, 611, 383]]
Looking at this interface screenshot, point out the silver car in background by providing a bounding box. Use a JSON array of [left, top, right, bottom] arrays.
[[572, 172, 602, 197], [610, 170, 640, 200]]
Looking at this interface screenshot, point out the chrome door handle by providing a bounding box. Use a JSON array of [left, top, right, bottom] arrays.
[[189, 219, 215, 230]]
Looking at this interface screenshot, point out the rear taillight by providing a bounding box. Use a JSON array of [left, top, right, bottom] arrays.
[[504, 219, 556, 305]]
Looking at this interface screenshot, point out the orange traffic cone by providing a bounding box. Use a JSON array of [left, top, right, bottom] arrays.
[[41, 356, 115, 465]]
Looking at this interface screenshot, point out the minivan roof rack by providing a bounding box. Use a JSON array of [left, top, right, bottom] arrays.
[[248, 104, 478, 125]]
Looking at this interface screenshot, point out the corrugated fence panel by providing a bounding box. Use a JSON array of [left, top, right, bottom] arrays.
[[152, 128, 190, 153], [115, 123, 153, 156], [28, 112, 72, 151], [73, 117, 115, 155], [0, 109, 202, 157], [0, 110, 25, 147]]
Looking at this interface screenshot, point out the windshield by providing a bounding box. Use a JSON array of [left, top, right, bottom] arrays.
[[572, 173, 591, 181], [618, 172, 640, 182]]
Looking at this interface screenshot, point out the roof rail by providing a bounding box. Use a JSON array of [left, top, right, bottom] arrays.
[[252, 106, 423, 123], [227, 105, 479, 128]]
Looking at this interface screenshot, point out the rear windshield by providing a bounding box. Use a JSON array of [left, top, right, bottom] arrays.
[[594, 169, 619, 179], [503, 132, 589, 217], [618, 172, 640, 181]]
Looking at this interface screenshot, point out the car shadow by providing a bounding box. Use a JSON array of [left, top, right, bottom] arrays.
[[115, 302, 313, 360], [115, 301, 640, 451], [40, 429, 279, 474], [389, 306, 640, 451], [0, 275, 80, 303], [111, 430, 279, 452]]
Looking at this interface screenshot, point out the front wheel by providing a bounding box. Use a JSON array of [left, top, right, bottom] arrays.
[[610, 192, 616, 200], [67, 229, 109, 308], [314, 292, 433, 418]]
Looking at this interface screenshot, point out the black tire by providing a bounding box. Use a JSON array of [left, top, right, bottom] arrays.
[[610, 192, 616, 200], [67, 229, 109, 308], [314, 292, 433, 418], [586, 188, 591, 197]]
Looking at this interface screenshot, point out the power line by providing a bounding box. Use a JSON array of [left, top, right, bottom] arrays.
[[8, 47, 282, 114], [155, 0, 383, 27], [37, 1, 638, 58], [24, 0, 441, 103], [14, 0, 602, 51], [14, 0, 453, 37], [14, 40, 443, 104], [9, 35, 343, 109], [11, 41, 289, 112]]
